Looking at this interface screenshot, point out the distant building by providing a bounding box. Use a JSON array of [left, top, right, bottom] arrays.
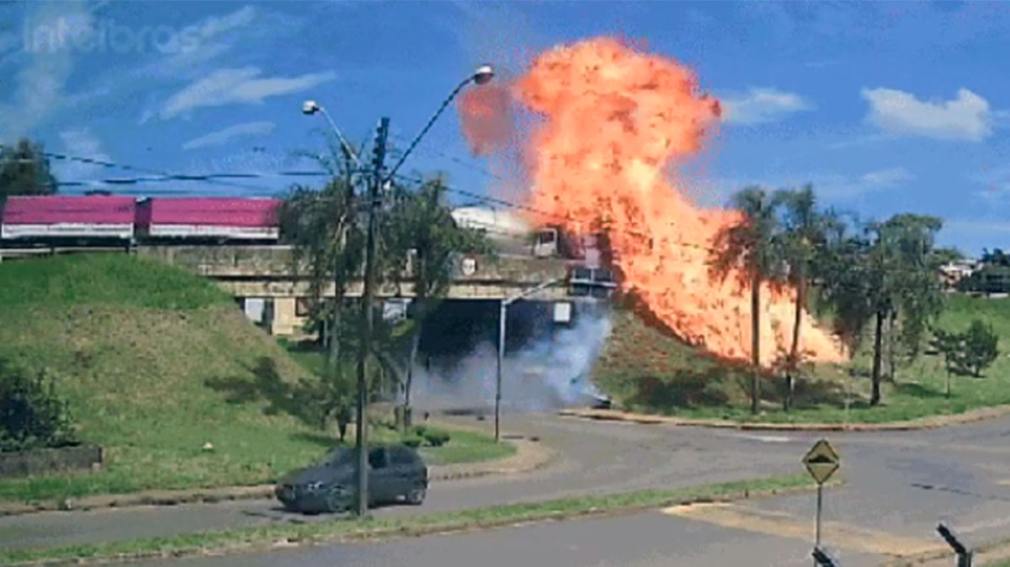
[[939, 259, 979, 290]]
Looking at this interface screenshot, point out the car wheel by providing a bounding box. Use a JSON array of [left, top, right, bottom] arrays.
[[324, 488, 348, 513], [405, 486, 426, 505]]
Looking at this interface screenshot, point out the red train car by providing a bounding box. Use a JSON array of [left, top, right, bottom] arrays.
[[136, 197, 280, 242], [0, 195, 136, 242]]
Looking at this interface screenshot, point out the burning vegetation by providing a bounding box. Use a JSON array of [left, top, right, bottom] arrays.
[[462, 37, 844, 367]]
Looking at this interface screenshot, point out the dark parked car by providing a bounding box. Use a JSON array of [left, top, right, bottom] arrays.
[[275, 444, 428, 514]]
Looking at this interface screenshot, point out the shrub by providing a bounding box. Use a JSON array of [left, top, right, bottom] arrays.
[[421, 429, 450, 447], [933, 319, 1000, 379], [401, 436, 422, 449], [0, 365, 76, 452], [963, 319, 999, 377]]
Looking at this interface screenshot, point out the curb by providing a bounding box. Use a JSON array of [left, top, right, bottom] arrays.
[[558, 404, 1010, 432], [0, 438, 553, 518]]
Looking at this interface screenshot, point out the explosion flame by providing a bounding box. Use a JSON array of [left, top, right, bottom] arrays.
[[464, 38, 844, 366]]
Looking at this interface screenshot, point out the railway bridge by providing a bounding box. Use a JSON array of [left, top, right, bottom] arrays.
[[0, 244, 613, 336], [136, 245, 615, 336]]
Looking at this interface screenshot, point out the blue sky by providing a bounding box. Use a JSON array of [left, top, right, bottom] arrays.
[[1, 1, 1008, 254]]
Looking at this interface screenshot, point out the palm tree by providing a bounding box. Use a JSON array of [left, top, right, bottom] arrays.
[[380, 178, 490, 426], [710, 187, 785, 414], [774, 185, 829, 411]]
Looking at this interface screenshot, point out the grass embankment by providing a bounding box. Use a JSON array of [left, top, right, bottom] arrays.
[[0, 254, 503, 505], [0, 473, 813, 566], [594, 295, 1010, 424]]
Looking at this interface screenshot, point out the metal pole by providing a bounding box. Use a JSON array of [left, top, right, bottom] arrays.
[[385, 77, 473, 183], [354, 116, 389, 518], [815, 483, 823, 560], [317, 106, 363, 169], [492, 278, 562, 442], [495, 299, 506, 442]]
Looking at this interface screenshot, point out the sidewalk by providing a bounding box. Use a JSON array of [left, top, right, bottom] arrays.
[[0, 437, 553, 517]]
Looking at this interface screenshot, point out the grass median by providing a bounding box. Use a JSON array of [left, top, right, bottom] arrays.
[[0, 473, 816, 566]]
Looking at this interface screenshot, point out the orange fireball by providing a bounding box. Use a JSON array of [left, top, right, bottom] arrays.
[[466, 37, 845, 366]]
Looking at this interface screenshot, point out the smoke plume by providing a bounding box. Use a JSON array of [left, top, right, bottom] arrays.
[[412, 308, 612, 412]]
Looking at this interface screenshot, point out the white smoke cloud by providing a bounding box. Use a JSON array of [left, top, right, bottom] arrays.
[[412, 307, 613, 413]]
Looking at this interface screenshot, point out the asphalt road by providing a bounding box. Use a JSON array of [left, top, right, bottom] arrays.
[[7, 411, 1010, 565]]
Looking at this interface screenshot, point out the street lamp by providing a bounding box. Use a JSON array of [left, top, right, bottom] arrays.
[[495, 277, 562, 442], [298, 65, 494, 517], [473, 64, 495, 85], [301, 99, 363, 168], [385, 64, 495, 182]]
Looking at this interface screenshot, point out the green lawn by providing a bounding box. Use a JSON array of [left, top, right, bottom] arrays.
[[594, 295, 1010, 424], [0, 254, 507, 505]]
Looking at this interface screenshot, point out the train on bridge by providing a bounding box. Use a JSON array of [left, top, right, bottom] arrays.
[[0, 195, 280, 245], [0, 195, 610, 268]]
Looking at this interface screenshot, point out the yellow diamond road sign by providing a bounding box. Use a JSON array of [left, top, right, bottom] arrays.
[[803, 439, 840, 484]]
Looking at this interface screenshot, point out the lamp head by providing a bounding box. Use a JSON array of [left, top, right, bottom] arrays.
[[472, 64, 494, 86], [302, 100, 320, 115]]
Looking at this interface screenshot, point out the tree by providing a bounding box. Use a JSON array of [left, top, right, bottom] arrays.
[[981, 248, 1010, 267], [0, 139, 58, 201], [279, 179, 363, 366], [932, 246, 965, 266], [379, 178, 489, 426], [774, 184, 830, 411], [933, 319, 999, 397], [931, 328, 964, 397], [815, 217, 876, 367], [710, 187, 785, 414], [278, 139, 364, 441], [963, 319, 999, 377], [860, 215, 944, 405]]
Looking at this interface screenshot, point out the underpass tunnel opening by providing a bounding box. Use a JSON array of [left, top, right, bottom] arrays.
[[412, 298, 611, 412]]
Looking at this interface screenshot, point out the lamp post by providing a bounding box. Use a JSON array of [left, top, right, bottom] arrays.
[[495, 277, 562, 442], [299, 64, 494, 517], [302, 100, 363, 169], [384, 64, 494, 183]]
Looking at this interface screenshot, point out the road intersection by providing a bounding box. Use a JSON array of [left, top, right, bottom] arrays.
[[5, 411, 1010, 565]]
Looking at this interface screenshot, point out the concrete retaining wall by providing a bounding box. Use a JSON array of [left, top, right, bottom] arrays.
[[0, 445, 103, 478]]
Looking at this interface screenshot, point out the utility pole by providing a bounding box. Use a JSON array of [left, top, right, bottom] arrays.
[[354, 116, 389, 518]]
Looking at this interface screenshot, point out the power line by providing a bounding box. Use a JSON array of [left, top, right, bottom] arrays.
[[3, 146, 950, 271], [389, 133, 506, 182], [3, 145, 281, 193]]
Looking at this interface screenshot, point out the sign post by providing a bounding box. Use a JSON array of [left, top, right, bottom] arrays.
[[803, 439, 840, 564]]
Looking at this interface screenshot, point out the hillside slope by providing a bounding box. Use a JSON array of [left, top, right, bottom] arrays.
[[593, 296, 1010, 423], [0, 254, 322, 502]]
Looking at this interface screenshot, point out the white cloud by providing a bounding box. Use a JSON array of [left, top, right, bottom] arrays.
[[55, 128, 110, 185], [720, 87, 812, 125], [158, 67, 336, 120], [156, 5, 257, 71], [182, 121, 275, 150], [861, 87, 992, 141], [945, 219, 1010, 235], [0, 2, 94, 139], [859, 167, 913, 186], [698, 166, 914, 205]]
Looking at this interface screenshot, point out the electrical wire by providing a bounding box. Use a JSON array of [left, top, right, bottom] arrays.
[[2, 146, 949, 273]]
